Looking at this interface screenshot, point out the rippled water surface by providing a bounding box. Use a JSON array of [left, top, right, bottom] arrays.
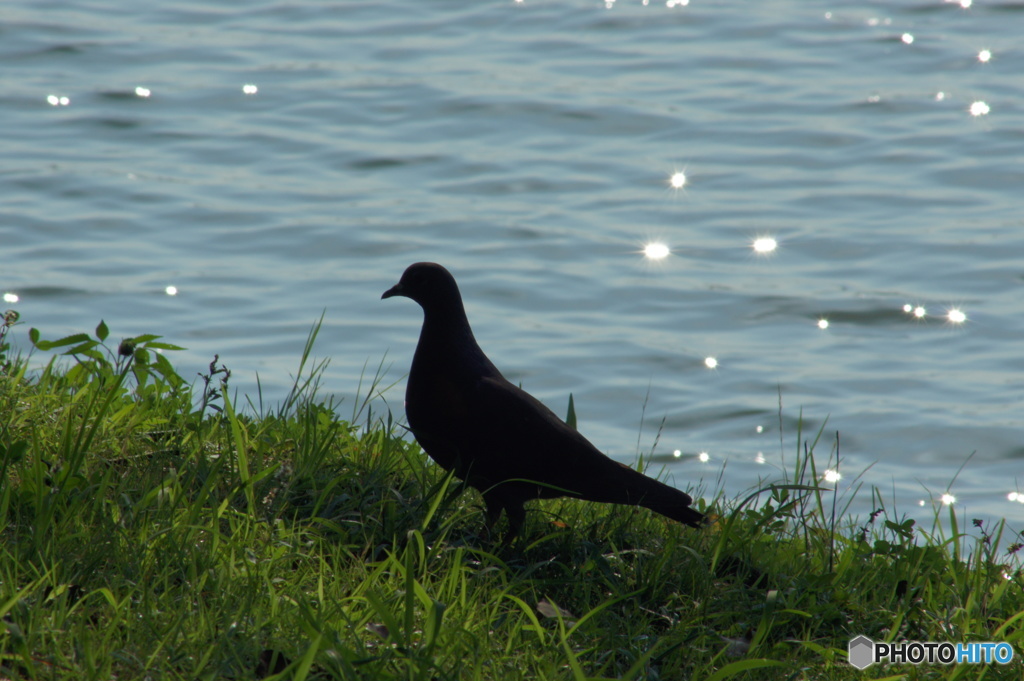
[[4, 0, 1023, 527]]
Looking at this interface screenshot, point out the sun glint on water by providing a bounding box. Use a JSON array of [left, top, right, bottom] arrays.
[[903, 303, 927, 319], [752, 237, 777, 254], [643, 242, 670, 260]]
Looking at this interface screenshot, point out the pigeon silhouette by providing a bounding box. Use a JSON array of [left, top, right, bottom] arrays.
[[382, 262, 706, 537]]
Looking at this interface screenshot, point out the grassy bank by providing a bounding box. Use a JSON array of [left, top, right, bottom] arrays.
[[1, 316, 1021, 680]]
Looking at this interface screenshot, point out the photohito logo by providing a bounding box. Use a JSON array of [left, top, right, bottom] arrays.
[[848, 635, 1014, 669]]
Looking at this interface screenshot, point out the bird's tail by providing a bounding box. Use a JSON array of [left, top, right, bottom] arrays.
[[645, 496, 707, 528], [607, 465, 707, 528]]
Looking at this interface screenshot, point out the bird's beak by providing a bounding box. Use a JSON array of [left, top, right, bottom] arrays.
[[381, 282, 404, 300]]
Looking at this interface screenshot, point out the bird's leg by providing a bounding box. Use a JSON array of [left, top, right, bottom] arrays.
[[482, 491, 505, 538], [503, 502, 526, 542]]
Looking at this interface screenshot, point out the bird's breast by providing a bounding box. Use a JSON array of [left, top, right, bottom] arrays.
[[406, 370, 473, 431]]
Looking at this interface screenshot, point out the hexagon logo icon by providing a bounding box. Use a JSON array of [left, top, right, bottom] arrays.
[[848, 635, 875, 670]]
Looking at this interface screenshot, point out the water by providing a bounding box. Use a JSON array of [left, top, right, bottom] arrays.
[[3, 0, 1023, 529]]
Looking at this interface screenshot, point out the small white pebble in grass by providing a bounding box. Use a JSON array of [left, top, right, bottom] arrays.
[[704, 356, 717, 369], [941, 493, 956, 506], [698, 451, 709, 463]]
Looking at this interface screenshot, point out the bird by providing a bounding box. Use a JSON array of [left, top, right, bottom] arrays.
[[382, 262, 706, 538]]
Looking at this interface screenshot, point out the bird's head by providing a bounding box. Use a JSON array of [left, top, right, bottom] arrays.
[[382, 262, 463, 312]]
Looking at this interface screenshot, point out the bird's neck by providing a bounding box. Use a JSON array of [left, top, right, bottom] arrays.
[[417, 304, 499, 377]]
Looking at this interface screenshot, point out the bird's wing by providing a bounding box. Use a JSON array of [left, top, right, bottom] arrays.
[[468, 375, 623, 492]]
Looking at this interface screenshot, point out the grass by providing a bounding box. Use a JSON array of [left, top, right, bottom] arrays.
[[1, 314, 1022, 680]]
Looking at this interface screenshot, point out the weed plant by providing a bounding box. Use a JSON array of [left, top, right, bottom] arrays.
[[0, 315, 1021, 680]]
